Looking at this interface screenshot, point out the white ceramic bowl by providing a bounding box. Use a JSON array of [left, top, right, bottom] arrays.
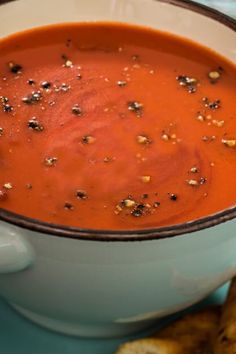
[[0, 0, 236, 338]]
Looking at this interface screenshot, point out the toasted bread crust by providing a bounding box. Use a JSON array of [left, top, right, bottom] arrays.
[[116, 306, 221, 354], [214, 278, 236, 354], [116, 338, 182, 354], [156, 307, 220, 353]]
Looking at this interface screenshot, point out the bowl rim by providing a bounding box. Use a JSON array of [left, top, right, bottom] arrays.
[[0, 0, 236, 242]]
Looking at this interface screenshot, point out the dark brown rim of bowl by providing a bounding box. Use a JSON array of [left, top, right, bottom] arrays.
[[0, 0, 236, 241]]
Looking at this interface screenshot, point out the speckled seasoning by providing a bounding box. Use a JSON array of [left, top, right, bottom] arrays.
[[41, 81, 51, 89], [27, 79, 35, 85], [28, 118, 44, 132], [71, 104, 82, 116], [0, 22, 236, 231], [8, 61, 22, 74], [22, 91, 42, 104], [127, 101, 143, 116]]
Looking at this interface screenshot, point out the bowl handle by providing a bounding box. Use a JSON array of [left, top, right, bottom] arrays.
[[0, 223, 34, 273]]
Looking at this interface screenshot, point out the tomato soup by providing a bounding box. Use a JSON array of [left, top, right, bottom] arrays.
[[0, 23, 236, 230]]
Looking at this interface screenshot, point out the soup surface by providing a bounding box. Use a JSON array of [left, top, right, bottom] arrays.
[[0, 23, 236, 230]]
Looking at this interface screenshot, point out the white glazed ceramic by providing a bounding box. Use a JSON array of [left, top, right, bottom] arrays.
[[0, 0, 236, 338]]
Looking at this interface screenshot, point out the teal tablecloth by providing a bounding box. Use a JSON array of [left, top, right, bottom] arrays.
[[199, 0, 236, 17]]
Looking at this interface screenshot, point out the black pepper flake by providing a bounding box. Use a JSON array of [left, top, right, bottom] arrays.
[[190, 166, 199, 173], [128, 101, 143, 117], [44, 157, 58, 167], [103, 156, 113, 163], [1, 96, 13, 113], [153, 201, 160, 208], [200, 177, 207, 185], [76, 190, 88, 200], [177, 75, 197, 85], [41, 81, 51, 89], [0, 128, 3, 136], [137, 135, 151, 145], [117, 80, 127, 87], [26, 183, 32, 189], [27, 79, 35, 85], [176, 75, 198, 93], [28, 118, 44, 132], [116, 196, 156, 217], [202, 97, 221, 110], [131, 208, 143, 217], [22, 91, 42, 105], [64, 202, 74, 210], [136, 204, 146, 210], [3, 104, 13, 113], [61, 54, 73, 68], [169, 193, 178, 201], [209, 100, 221, 109], [77, 74, 82, 80], [81, 135, 95, 144], [188, 86, 197, 94], [0, 96, 8, 104], [8, 62, 22, 74], [72, 104, 82, 116]]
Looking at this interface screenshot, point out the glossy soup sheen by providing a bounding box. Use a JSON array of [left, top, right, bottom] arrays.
[[0, 22, 236, 231]]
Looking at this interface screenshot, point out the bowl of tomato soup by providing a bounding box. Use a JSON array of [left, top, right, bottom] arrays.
[[0, 0, 236, 338]]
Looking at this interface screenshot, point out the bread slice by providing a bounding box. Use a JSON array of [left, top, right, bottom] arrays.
[[154, 307, 220, 353], [157, 306, 220, 338], [116, 338, 182, 354], [116, 307, 221, 354], [214, 278, 236, 353]]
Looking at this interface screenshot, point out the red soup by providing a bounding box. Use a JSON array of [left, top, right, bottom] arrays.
[[0, 23, 236, 230]]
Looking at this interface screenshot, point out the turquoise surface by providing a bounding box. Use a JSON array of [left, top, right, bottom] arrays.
[[197, 0, 236, 16], [0, 1, 235, 353], [0, 285, 228, 354]]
